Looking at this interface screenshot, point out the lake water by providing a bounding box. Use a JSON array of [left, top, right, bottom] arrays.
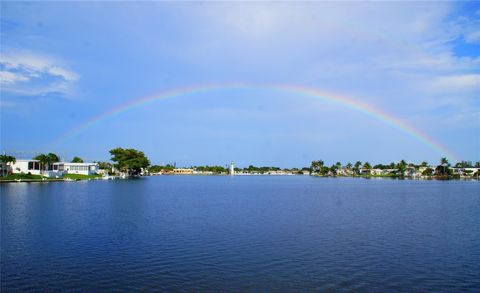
[[1, 176, 479, 291]]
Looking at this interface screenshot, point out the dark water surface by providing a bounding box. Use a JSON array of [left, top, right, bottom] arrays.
[[1, 176, 479, 291]]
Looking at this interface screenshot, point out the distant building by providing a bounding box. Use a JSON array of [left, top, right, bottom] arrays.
[[360, 169, 372, 175], [229, 162, 235, 175], [404, 167, 416, 177], [171, 168, 194, 174]]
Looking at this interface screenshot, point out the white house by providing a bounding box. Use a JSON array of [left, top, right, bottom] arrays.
[[10, 160, 63, 177], [10, 160, 98, 177], [62, 162, 99, 175], [370, 169, 383, 176]]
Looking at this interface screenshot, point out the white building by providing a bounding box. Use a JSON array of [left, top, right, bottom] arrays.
[[63, 162, 99, 175], [229, 162, 235, 175], [10, 160, 99, 177]]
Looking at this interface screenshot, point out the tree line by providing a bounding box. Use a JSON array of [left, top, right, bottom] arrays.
[[310, 157, 480, 177], [2, 150, 479, 178]]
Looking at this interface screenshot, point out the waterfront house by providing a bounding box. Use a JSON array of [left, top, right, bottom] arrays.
[[360, 169, 372, 175], [63, 162, 99, 175], [10, 159, 61, 177], [370, 169, 383, 176], [10, 160, 98, 177], [404, 167, 416, 177], [452, 167, 479, 177]]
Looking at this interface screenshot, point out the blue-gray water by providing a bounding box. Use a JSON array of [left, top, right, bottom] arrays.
[[1, 176, 479, 291]]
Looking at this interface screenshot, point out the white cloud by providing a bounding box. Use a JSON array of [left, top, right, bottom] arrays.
[[452, 11, 480, 44], [430, 74, 480, 92], [0, 71, 30, 84], [0, 51, 78, 96], [465, 30, 480, 43], [144, 2, 477, 131]]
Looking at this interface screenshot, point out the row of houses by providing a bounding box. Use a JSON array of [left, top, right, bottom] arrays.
[[151, 168, 299, 176], [151, 168, 216, 175], [3, 159, 99, 178], [334, 166, 480, 178]]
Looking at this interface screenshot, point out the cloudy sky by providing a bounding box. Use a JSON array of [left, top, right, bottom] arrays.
[[1, 1, 479, 167]]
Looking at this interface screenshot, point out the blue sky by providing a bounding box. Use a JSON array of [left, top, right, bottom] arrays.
[[1, 2, 479, 167]]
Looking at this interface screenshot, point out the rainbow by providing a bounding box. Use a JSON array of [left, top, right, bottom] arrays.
[[47, 83, 457, 160]]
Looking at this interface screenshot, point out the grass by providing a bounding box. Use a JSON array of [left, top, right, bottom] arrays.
[[0, 173, 44, 181], [1, 173, 102, 181], [63, 173, 102, 180]]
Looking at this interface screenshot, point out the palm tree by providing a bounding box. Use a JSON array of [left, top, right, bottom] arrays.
[[46, 153, 60, 163], [440, 157, 449, 166], [397, 160, 407, 174], [353, 161, 362, 174], [439, 157, 450, 176], [34, 154, 49, 176], [33, 153, 59, 176], [0, 155, 16, 177]]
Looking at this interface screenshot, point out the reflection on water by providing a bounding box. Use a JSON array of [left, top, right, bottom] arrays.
[[1, 176, 479, 291]]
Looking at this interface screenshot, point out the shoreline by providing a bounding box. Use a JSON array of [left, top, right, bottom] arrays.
[[1, 174, 478, 183]]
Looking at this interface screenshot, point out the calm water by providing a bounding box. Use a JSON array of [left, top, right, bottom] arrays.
[[1, 176, 479, 291]]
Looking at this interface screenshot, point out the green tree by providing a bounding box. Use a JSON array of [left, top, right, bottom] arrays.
[[310, 160, 324, 173], [33, 154, 49, 176], [329, 164, 338, 175], [440, 157, 449, 166], [0, 155, 16, 177], [397, 160, 407, 174], [71, 156, 84, 163], [422, 167, 434, 176], [435, 157, 452, 176], [49, 153, 60, 162], [195, 165, 227, 174], [435, 165, 452, 176], [436, 157, 451, 176], [362, 162, 372, 170], [33, 153, 59, 176], [96, 161, 113, 170], [345, 162, 352, 169], [353, 161, 362, 174], [109, 148, 150, 175], [420, 161, 428, 167], [454, 161, 472, 168]]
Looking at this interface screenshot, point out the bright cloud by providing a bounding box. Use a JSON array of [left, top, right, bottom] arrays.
[[0, 51, 78, 96], [176, 2, 479, 116], [0, 71, 30, 84], [465, 30, 480, 43], [429, 74, 480, 92]]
